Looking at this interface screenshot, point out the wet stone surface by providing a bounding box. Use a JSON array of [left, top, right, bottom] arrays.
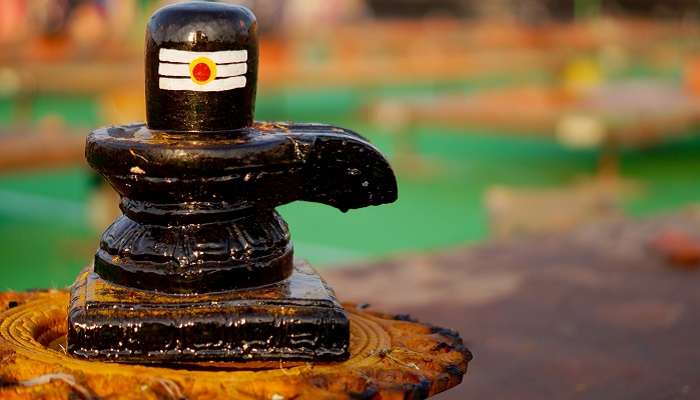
[[67, 1, 397, 363]]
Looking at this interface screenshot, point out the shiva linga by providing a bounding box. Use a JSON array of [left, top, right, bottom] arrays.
[[67, 1, 397, 362]]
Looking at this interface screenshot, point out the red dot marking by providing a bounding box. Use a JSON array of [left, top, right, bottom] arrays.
[[192, 63, 211, 82]]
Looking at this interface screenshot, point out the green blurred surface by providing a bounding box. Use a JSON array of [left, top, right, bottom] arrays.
[[1, 75, 700, 291], [0, 98, 14, 124], [31, 95, 100, 127]]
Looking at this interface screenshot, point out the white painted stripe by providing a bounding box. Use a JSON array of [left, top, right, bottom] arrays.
[[159, 48, 248, 64], [212, 62, 248, 77], [159, 76, 246, 92], [158, 63, 188, 77], [158, 62, 247, 78]]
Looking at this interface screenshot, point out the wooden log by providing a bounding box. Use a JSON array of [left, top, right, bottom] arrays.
[[0, 291, 470, 399]]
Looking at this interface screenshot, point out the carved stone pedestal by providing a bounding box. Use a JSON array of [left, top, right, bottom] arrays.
[[68, 262, 349, 362]]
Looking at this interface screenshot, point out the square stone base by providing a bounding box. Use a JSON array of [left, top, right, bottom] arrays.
[[67, 261, 349, 363]]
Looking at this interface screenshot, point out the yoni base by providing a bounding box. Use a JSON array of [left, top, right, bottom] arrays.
[[67, 261, 349, 363]]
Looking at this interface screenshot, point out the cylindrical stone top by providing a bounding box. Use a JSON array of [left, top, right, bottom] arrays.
[[145, 1, 258, 132]]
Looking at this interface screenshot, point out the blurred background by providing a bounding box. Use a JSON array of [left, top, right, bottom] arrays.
[[3, 0, 700, 290]]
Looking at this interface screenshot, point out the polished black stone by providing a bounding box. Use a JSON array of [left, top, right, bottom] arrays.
[[68, 261, 350, 362], [145, 2, 258, 132], [67, 1, 397, 363], [85, 122, 396, 294]]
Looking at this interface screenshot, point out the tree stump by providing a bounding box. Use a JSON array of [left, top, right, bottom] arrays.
[[0, 291, 470, 399]]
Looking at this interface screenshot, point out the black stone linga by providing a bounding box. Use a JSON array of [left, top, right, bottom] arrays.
[[84, 1, 397, 295], [145, 1, 258, 132], [68, 1, 397, 363]]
